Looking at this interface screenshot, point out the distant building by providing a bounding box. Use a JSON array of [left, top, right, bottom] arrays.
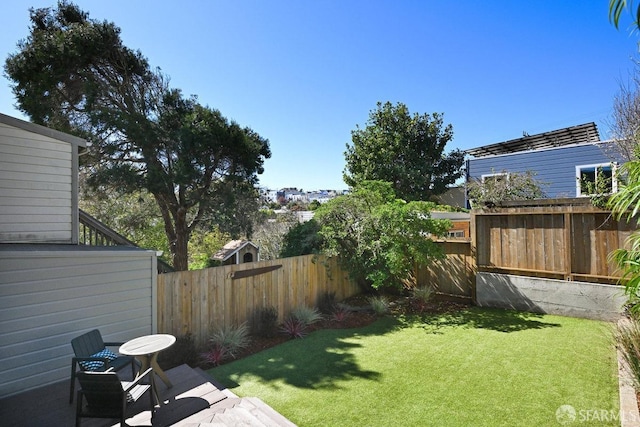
[[267, 187, 347, 206], [307, 190, 331, 204], [294, 211, 315, 223]]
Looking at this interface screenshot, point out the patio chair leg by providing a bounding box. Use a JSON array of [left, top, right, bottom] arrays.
[[69, 362, 76, 404]]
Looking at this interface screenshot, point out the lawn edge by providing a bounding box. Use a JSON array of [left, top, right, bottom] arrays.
[[618, 332, 640, 426]]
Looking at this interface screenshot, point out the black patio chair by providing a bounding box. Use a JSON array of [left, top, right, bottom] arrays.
[[75, 367, 154, 427], [69, 329, 137, 403]]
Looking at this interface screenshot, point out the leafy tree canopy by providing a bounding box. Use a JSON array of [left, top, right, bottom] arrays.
[[79, 181, 171, 265], [5, 2, 270, 270], [314, 180, 450, 291], [344, 101, 465, 201], [251, 211, 298, 260], [280, 219, 323, 258]]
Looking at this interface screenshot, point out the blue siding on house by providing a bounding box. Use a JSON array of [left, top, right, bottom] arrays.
[[467, 142, 623, 198]]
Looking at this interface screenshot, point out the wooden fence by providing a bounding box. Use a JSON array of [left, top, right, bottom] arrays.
[[157, 255, 359, 347], [472, 199, 635, 284], [416, 240, 475, 301], [157, 242, 476, 347]]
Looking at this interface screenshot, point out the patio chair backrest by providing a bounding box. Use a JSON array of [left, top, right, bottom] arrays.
[[76, 371, 124, 411], [71, 329, 106, 358]]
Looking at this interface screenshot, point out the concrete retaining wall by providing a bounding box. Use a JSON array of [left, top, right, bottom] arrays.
[[476, 272, 627, 321]]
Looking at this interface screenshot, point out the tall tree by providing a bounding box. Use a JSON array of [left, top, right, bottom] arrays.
[[344, 101, 465, 201], [314, 180, 450, 291], [5, 2, 270, 270]]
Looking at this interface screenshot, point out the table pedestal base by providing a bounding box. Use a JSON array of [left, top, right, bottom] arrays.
[[135, 353, 173, 405]]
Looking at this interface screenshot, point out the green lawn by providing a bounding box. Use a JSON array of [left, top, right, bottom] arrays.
[[208, 307, 620, 426]]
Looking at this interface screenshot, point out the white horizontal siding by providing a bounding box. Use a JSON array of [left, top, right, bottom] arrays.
[[0, 247, 157, 398], [0, 122, 74, 242]]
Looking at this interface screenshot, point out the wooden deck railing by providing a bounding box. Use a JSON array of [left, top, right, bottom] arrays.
[[78, 209, 174, 273]]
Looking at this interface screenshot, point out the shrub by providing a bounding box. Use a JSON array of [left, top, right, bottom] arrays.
[[314, 180, 450, 291], [368, 295, 389, 314], [201, 344, 228, 366], [209, 322, 251, 358], [331, 305, 352, 323], [157, 333, 198, 369], [291, 305, 323, 326], [615, 319, 640, 389], [413, 286, 434, 303], [368, 295, 390, 315], [280, 317, 307, 339], [317, 291, 337, 315], [250, 306, 279, 338], [466, 169, 547, 207]]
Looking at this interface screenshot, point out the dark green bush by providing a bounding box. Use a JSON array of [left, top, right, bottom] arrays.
[[250, 306, 279, 338], [317, 291, 337, 314], [157, 333, 198, 370]]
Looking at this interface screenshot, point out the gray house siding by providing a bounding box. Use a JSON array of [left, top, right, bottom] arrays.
[[467, 142, 623, 198], [0, 114, 85, 243], [0, 245, 157, 399]]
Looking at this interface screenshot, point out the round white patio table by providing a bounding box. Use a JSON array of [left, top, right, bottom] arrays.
[[119, 334, 176, 394]]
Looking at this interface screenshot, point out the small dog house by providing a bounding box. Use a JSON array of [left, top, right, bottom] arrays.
[[212, 240, 259, 265]]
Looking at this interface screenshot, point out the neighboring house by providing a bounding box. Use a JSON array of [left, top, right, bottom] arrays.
[[279, 188, 307, 202], [0, 113, 157, 399], [307, 190, 332, 204], [465, 122, 624, 206], [212, 239, 259, 265], [430, 211, 471, 239]]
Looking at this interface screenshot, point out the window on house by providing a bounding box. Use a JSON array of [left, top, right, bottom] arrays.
[[447, 230, 465, 239], [576, 163, 617, 197], [481, 172, 508, 184]]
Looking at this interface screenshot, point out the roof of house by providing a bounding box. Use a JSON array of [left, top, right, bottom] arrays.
[[465, 122, 600, 158], [0, 112, 87, 148], [211, 240, 259, 261]]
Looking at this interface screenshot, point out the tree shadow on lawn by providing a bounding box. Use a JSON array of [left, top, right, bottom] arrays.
[[209, 317, 401, 391], [396, 306, 562, 334], [209, 308, 561, 392]]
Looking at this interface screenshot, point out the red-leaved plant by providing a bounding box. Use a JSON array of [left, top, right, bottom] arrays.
[[201, 344, 228, 366], [331, 306, 351, 323], [280, 317, 307, 339]]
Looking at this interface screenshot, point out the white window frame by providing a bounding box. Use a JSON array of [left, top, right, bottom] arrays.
[[447, 230, 465, 239], [481, 172, 509, 183], [575, 163, 618, 197]]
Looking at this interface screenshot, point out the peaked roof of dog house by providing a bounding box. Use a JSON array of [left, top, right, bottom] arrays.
[[212, 239, 259, 261], [465, 122, 600, 158]]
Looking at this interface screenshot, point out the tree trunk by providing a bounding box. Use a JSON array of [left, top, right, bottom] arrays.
[[171, 208, 190, 271]]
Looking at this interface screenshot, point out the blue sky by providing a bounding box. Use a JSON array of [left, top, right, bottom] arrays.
[[1, 1, 639, 191]]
